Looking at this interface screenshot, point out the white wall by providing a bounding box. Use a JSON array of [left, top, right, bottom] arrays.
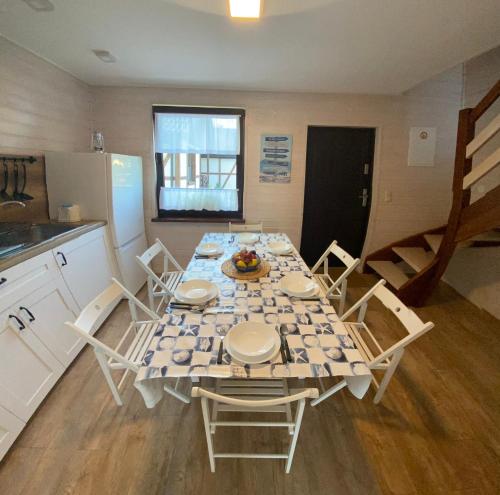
[[0, 37, 92, 155], [444, 46, 500, 319], [92, 66, 462, 266]]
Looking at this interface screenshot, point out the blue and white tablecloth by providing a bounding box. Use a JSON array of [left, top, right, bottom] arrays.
[[134, 233, 372, 407]]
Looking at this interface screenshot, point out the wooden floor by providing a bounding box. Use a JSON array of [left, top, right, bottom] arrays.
[[1, 272, 499, 495]]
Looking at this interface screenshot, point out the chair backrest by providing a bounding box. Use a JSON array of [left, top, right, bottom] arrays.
[[228, 221, 263, 233], [341, 279, 434, 365], [191, 387, 318, 406], [311, 240, 360, 290], [136, 238, 183, 289], [65, 278, 159, 370]]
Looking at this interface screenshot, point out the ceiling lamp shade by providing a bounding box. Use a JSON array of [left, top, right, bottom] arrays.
[[229, 0, 261, 19]]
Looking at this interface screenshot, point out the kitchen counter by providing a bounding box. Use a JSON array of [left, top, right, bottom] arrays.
[[0, 220, 106, 272]]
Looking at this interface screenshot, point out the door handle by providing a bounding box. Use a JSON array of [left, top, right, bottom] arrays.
[[0, 277, 6, 286], [19, 306, 35, 322], [8, 314, 25, 331], [358, 188, 369, 207], [56, 251, 68, 266]]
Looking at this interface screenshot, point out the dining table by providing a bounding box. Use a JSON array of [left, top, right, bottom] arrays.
[[134, 232, 372, 408]]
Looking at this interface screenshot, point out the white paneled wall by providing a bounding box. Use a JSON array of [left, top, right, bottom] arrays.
[[92, 68, 462, 267], [0, 37, 92, 155]]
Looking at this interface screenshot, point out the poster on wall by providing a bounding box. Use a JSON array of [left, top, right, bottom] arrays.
[[259, 134, 293, 183]]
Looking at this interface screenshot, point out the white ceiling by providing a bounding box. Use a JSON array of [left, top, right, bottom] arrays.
[[1, 0, 499, 94]]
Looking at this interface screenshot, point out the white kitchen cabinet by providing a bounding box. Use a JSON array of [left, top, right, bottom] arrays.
[[11, 276, 81, 367], [0, 405, 25, 461], [0, 308, 64, 422], [52, 227, 113, 310]]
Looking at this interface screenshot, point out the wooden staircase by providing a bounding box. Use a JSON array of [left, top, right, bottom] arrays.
[[364, 79, 500, 307]]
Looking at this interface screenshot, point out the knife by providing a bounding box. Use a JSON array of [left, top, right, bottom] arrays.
[[276, 326, 287, 364], [280, 324, 293, 362]]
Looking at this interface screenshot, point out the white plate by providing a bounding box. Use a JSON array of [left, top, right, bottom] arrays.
[[280, 274, 319, 297], [225, 322, 280, 363], [267, 241, 292, 255], [174, 279, 218, 304], [238, 233, 259, 244], [196, 242, 223, 256], [226, 340, 281, 365]]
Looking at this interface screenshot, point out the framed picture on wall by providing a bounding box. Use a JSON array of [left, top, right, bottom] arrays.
[[259, 134, 293, 183]]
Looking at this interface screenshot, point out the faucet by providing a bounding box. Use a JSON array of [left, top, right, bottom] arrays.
[[0, 201, 26, 209]]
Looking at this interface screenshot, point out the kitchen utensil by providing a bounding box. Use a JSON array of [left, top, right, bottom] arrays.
[[279, 324, 293, 362], [216, 325, 231, 365], [0, 159, 12, 201], [17, 159, 34, 201]]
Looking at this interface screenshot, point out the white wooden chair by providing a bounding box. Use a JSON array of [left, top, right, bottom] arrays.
[[65, 277, 190, 406], [228, 221, 263, 233], [311, 240, 360, 316], [311, 279, 434, 406], [192, 379, 318, 473], [136, 238, 183, 313]]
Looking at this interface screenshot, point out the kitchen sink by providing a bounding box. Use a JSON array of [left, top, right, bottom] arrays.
[[0, 223, 81, 260]]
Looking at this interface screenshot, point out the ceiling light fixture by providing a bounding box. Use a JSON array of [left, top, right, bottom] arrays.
[[92, 50, 117, 63], [22, 0, 54, 12], [229, 0, 261, 19]]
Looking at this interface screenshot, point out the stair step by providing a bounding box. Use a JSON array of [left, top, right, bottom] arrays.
[[392, 247, 435, 272], [424, 234, 443, 254], [366, 261, 409, 290]]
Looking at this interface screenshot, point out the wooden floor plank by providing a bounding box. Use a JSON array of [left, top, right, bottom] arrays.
[[0, 275, 499, 495]]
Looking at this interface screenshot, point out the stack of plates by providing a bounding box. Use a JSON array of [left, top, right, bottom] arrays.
[[196, 242, 223, 256], [280, 273, 319, 298], [174, 279, 218, 304], [267, 240, 292, 255], [238, 233, 259, 245], [225, 322, 281, 364]]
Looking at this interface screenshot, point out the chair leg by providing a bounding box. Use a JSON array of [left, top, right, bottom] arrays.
[[310, 379, 347, 407], [201, 397, 216, 472], [94, 349, 123, 406], [164, 383, 190, 404], [373, 348, 404, 404], [338, 279, 347, 317], [285, 398, 306, 473], [147, 277, 154, 311]]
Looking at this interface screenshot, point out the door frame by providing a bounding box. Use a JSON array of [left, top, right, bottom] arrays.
[[298, 123, 383, 265]]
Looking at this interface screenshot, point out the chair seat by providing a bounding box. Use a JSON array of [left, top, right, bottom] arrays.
[[123, 322, 159, 364]]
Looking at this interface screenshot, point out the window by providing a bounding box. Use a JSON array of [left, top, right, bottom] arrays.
[[153, 106, 245, 220]]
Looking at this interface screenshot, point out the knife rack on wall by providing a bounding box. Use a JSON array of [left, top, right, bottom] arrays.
[[0, 154, 50, 223]]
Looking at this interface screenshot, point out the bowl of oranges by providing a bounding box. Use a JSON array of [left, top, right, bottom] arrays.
[[232, 249, 261, 272]]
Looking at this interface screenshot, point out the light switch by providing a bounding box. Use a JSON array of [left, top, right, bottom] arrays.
[[384, 191, 392, 202]]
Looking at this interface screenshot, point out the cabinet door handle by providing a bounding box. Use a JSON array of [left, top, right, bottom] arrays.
[[19, 306, 35, 322], [8, 314, 25, 330], [0, 277, 6, 286], [56, 251, 68, 266]]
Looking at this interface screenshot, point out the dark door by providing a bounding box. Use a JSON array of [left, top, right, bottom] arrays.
[[300, 126, 375, 266]]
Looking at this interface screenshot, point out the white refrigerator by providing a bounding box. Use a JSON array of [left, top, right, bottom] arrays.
[[45, 152, 148, 294]]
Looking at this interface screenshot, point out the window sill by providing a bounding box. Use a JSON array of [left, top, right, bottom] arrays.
[[151, 217, 245, 224]]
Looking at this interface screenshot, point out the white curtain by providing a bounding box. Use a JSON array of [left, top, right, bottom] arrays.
[[160, 187, 238, 211], [155, 113, 240, 155]]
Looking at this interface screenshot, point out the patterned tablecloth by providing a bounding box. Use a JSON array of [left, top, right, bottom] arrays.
[[134, 233, 372, 408]]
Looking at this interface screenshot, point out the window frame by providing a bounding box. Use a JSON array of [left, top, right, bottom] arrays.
[[153, 105, 245, 221]]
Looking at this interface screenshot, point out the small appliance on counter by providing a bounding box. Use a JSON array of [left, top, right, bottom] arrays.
[[57, 204, 81, 223]]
